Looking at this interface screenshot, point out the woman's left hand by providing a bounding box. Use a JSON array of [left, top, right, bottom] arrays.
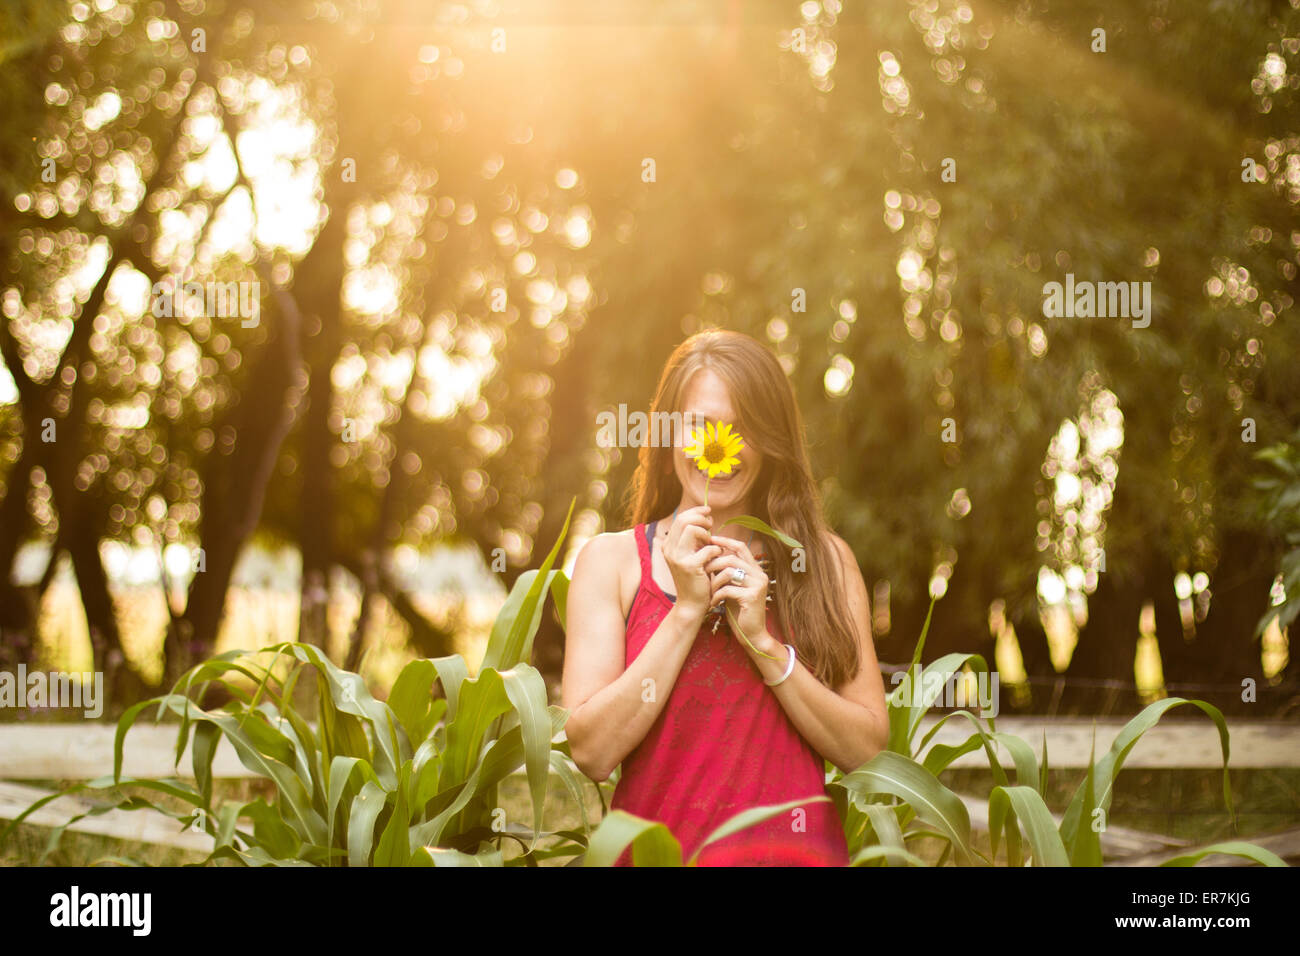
[[705, 536, 771, 646]]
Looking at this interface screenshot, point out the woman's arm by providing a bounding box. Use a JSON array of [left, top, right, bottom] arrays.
[[709, 533, 890, 774], [560, 531, 711, 782]]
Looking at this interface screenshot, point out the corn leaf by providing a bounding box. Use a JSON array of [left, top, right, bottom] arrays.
[[1159, 841, 1287, 867], [585, 810, 683, 867]]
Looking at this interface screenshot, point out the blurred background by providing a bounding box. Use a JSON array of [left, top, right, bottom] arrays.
[[0, 0, 1297, 719]]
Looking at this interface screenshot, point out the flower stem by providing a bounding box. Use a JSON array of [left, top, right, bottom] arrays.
[[704, 476, 710, 509], [724, 606, 787, 663]]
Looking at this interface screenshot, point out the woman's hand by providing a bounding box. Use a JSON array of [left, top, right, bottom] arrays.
[[664, 506, 721, 619], [706, 535, 771, 643]]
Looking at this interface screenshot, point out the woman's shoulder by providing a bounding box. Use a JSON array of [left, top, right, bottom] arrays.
[[572, 527, 641, 581], [572, 527, 643, 619]]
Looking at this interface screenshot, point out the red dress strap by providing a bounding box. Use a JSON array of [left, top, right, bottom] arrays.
[[633, 521, 654, 582]]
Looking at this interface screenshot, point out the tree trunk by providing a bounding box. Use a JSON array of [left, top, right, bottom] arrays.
[[177, 284, 303, 682], [296, 200, 346, 650]]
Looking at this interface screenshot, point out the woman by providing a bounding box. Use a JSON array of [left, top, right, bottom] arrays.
[[562, 330, 888, 866]]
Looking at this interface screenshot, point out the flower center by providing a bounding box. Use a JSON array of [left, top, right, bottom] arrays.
[[703, 441, 729, 464]]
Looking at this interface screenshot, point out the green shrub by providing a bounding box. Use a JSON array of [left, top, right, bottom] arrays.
[[3, 503, 596, 867]]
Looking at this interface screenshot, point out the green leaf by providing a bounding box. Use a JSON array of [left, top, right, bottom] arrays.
[[833, 750, 975, 865], [115, 696, 183, 783], [498, 665, 553, 855], [288, 643, 402, 787], [898, 654, 995, 752], [584, 810, 683, 867], [469, 705, 570, 801], [412, 737, 445, 812], [551, 571, 570, 632], [729, 514, 803, 550], [481, 497, 575, 671], [992, 731, 1043, 795], [548, 751, 592, 835], [989, 786, 1069, 867], [214, 801, 243, 851], [135, 693, 327, 845], [886, 597, 938, 755], [1039, 729, 1050, 797], [688, 795, 831, 864], [850, 845, 927, 867], [860, 803, 909, 862], [388, 659, 436, 747], [428, 656, 469, 722], [347, 781, 389, 867], [242, 643, 291, 731], [236, 706, 297, 767], [1059, 698, 1234, 850], [237, 846, 316, 867], [412, 762, 486, 847], [325, 756, 367, 857], [426, 846, 505, 866], [191, 719, 220, 808], [241, 798, 303, 860], [921, 734, 985, 776], [1068, 728, 1104, 867], [1159, 841, 1287, 867], [440, 668, 512, 792], [416, 710, 572, 847], [374, 762, 412, 867]]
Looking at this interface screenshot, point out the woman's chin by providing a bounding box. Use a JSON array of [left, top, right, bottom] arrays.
[[704, 474, 747, 506], [679, 470, 749, 508]]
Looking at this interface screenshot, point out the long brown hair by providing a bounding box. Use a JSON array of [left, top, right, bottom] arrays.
[[626, 330, 861, 689]]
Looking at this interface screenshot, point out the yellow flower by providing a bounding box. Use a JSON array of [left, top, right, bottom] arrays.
[[684, 421, 745, 478]]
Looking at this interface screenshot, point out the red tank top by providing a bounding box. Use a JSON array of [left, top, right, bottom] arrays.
[[608, 521, 850, 866]]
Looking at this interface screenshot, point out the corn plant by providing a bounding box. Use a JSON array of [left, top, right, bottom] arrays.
[[585, 596, 1288, 867], [3, 503, 595, 867], [831, 598, 1285, 867]]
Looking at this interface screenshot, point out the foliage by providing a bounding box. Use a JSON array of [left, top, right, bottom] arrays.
[[3, 504, 1288, 866], [1, 502, 583, 866], [2, 0, 1296, 704]]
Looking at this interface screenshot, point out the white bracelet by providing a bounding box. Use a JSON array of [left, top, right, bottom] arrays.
[[763, 643, 797, 686]]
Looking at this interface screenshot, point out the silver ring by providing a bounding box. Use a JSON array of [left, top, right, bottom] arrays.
[[730, 567, 746, 584]]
